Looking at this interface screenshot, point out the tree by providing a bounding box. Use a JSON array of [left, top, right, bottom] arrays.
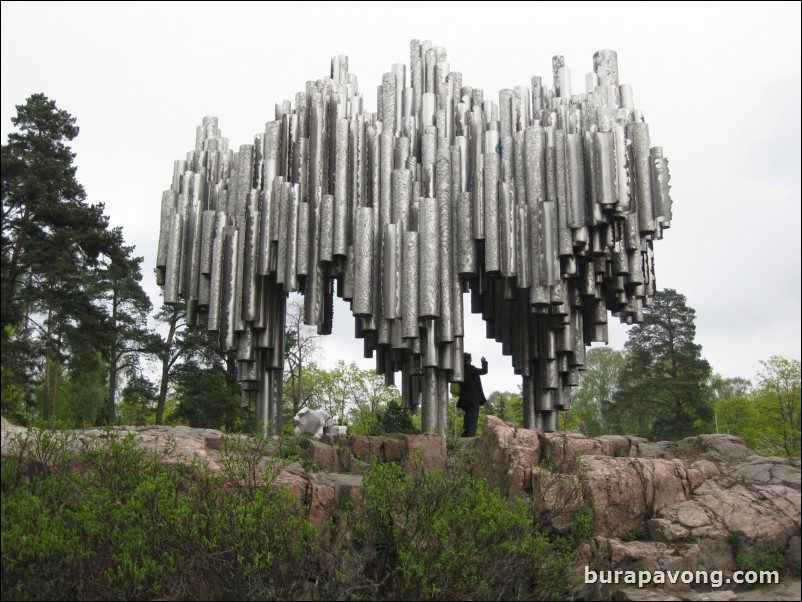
[[563, 346, 625, 437], [1, 94, 115, 416], [610, 289, 712, 440], [709, 374, 752, 400], [283, 298, 320, 418], [94, 231, 156, 424], [754, 356, 800, 457], [168, 345, 250, 431], [712, 358, 799, 458], [118, 371, 158, 425], [152, 302, 186, 425], [167, 315, 251, 431], [485, 390, 524, 425]]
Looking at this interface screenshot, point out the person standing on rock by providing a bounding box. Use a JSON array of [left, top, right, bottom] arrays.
[[457, 352, 488, 437]]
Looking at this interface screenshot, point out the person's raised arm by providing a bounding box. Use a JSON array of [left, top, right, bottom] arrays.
[[479, 356, 488, 375]]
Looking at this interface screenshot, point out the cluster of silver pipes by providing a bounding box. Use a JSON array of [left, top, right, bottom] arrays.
[[156, 41, 671, 435]]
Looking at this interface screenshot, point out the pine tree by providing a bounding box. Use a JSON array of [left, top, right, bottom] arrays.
[[94, 229, 157, 423], [611, 288, 713, 440], [2, 94, 114, 415]]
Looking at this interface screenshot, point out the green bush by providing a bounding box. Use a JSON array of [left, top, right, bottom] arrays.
[[1, 429, 315, 600], [352, 400, 420, 436], [3, 427, 582, 601], [333, 455, 574, 601]]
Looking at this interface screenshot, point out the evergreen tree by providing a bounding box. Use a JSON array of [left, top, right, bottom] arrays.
[[168, 318, 251, 431], [93, 230, 156, 423], [1, 94, 114, 415], [610, 289, 712, 440], [152, 302, 186, 425], [485, 390, 524, 425]]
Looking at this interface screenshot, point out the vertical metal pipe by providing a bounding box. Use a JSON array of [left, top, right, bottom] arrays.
[[401, 230, 419, 339], [284, 185, 299, 293], [320, 194, 334, 263], [628, 121, 655, 234], [305, 192, 323, 326], [499, 184, 517, 278], [456, 191, 476, 277], [242, 203, 260, 321], [220, 227, 239, 351], [436, 369, 449, 437], [483, 150, 500, 274], [382, 223, 399, 320], [164, 213, 183, 304], [421, 366, 438, 434], [392, 168, 413, 227], [418, 197, 440, 318], [352, 206, 374, 316]]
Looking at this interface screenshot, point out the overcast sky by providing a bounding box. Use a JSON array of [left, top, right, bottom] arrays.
[[2, 1, 800, 395]]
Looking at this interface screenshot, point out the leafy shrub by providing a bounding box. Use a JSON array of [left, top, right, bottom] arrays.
[[1, 428, 315, 600], [3, 427, 586, 601], [529, 441, 595, 549], [333, 455, 574, 600], [302, 458, 321, 473], [621, 524, 648, 542], [352, 400, 420, 436]]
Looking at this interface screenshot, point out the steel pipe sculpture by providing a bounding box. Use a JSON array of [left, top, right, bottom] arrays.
[[156, 41, 672, 435]]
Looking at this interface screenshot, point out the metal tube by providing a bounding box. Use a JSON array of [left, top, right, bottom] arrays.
[[418, 197, 440, 318], [401, 230, 419, 339], [352, 206, 374, 317], [483, 150, 500, 274], [159, 45, 675, 435]]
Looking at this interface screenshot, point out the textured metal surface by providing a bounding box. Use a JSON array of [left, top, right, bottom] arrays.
[[157, 42, 673, 434], [418, 197, 440, 319], [352, 206, 374, 317], [401, 230, 419, 339]]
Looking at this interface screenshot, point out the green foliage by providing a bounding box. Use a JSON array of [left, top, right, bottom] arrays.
[[276, 437, 300, 461], [355, 399, 419, 436], [754, 356, 800, 457], [336, 455, 575, 601], [484, 390, 524, 425], [2, 424, 592, 601], [2, 94, 113, 417], [608, 289, 713, 440], [621, 524, 648, 542], [529, 442, 595, 550], [714, 356, 800, 457], [53, 348, 107, 427], [307, 360, 404, 435], [734, 550, 795, 587], [302, 458, 321, 473], [169, 353, 253, 432], [2, 94, 157, 427], [118, 373, 157, 426], [565, 347, 625, 437], [1, 364, 29, 425], [1, 428, 315, 600]]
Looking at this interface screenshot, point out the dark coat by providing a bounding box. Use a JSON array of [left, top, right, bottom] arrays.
[[457, 359, 488, 409]]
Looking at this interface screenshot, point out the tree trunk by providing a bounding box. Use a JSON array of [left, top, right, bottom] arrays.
[[43, 309, 53, 420], [107, 348, 118, 424], [155, 307, 181, 425], [156, 359, 170, 425], [107, 289, 119, 424], [50, 333, 61, 418]]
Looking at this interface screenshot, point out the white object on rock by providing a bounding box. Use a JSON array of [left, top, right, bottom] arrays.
[[293, 408, 346, 438]]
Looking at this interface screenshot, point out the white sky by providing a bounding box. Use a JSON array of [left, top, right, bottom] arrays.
[[2, 1, 800, 395]]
